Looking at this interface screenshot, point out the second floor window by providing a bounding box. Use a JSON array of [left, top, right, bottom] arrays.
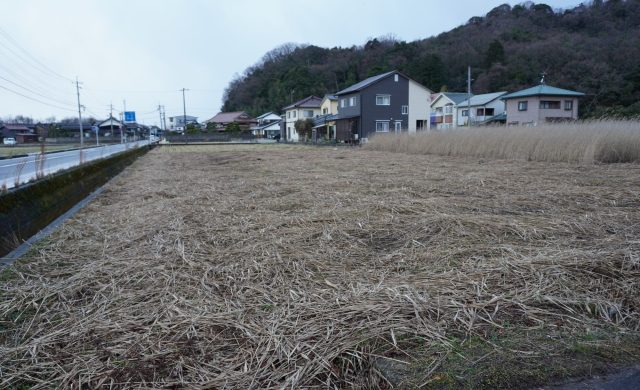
[[322, 108, 328, 114], [444, 105, 453, 114], [287, 112, 291, 119], [376, 95, 390, 106], [540, 100, 561, 109], [518, 101, 528, 111], [402, 105, 408, 115], [564, 100, 574, 111], [349, 96, 357, 107], [303, 110, 314, 118], [461, 109, 469, 117], [341, 99, 346, 108], [293, 111, 297, 118]]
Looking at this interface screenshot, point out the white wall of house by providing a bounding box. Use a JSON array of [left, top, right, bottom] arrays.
[[284, 108, 321, 141], [408, 80, 431, 133], [430, 96, 458, 130], [456, 99, 506, 126]]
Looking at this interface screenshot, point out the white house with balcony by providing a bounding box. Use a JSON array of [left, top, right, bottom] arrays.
[[430, 92, 469, 130], [456, 92, 508, 126], [282, 96, 323, 142]]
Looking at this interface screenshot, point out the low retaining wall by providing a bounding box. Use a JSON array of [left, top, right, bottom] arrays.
[[0, 145, 151, 257]]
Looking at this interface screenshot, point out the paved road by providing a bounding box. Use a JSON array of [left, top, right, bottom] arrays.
[[0, 140, 150, 189]]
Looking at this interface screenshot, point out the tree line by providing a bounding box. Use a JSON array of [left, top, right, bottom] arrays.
[[222, 0, 640, 118]]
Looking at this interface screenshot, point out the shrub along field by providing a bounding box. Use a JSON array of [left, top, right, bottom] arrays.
[[1, 144, 639, 388]]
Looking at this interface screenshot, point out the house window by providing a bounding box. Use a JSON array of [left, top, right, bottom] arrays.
[[461, 109, 469, 117], [518, 101, 528, 111], [287, 112, 290, 119], [477, 108, 485, 116], [376, 95, 390, 105], [394, 121, 402, 132], [435, 107, 443, 115], [394, 74, 399, 82], [444, 105, 453, 114], [564, 100, 574, 111], [402, 105, 408, 115], [293, 111, 297, 118], [322, 108, 328, 115], [375, 121, 390, 132], [540, 100, 561, 109], [341, 99, 346, 108], [349, 96, 357, 107], [303, 110, 314, 118], [485, 108, 495, 116]]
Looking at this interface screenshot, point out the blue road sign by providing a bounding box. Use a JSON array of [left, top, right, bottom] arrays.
[[124, 111, 136, 123]]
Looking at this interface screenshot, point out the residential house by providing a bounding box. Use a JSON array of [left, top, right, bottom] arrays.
[[205, 111, 255, 131], [283, 96, 323, 142], [251, 112, 282, 138], [168, 115, 198, 132], [313, 95, 339, 140], [97, 116, 125, 137], [333, 70, 432, 142], [430, 92, 469, 130], [501, 84, 585, 126], [456, 92, 508, 126], [1, 124, 32, 141]]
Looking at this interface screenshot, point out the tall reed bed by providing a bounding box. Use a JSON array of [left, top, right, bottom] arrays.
[[366, 120, 640, 163]]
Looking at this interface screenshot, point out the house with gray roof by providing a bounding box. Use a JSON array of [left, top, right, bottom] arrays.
[[333, 70, 432, 142], [501, 84, 585, 126], [456, 91, 508, 126], [430, 92, 470, 129], [282, 96, 323, 142]]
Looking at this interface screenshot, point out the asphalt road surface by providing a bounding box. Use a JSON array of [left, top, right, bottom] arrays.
[[0, 140, 150, 189]]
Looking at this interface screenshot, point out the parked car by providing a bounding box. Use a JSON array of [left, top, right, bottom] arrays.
[[3, 137, 17, 146]]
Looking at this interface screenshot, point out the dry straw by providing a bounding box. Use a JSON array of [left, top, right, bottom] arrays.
[[1, 145, 639, 388], [365, 120, 640, 163]]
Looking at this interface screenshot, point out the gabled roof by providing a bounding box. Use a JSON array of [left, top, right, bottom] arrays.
[[335, 71, 396, 96], [458, 92, 508, 107], [283, 96, 323, 110], [98, 116, 123, 127], [256, 112, 277, 120], [501, 84, 585, 100], [0, 124, 31, 131], [206, 111, 254, 123], [323, 94, 338, 101], [252, 120, 282, 131], [431, 92, 470, 106]]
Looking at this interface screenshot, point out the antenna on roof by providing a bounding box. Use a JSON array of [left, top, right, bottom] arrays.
[[540, 71, 547, 85]]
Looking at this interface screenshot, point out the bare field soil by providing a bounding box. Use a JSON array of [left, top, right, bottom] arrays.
[[1, 145, 640, 388]]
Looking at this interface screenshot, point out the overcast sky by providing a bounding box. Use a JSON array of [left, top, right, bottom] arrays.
[[1, 0, 580, 125]]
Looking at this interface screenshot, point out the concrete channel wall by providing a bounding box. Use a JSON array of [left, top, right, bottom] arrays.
[[0, 145, 152, 257]]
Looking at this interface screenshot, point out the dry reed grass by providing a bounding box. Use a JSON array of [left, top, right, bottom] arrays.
[[366, 120, 640, 163], [1, 145, 639, 388]]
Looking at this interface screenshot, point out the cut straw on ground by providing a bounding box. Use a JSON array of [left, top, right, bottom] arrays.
[[1, 144, 639, 388]]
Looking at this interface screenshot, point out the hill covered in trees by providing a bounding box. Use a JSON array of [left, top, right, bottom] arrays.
[[222, 0, 640, 118]]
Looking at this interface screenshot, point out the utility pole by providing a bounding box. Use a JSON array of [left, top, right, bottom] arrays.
[[109, 103, 114, 141], [75, 77, 84, 150], [122, 100, 127, 143], [181, 88, 189, 133], [161, 105, 167, 131], [467, 66, 472, 127], [158, 104, 163, 132]]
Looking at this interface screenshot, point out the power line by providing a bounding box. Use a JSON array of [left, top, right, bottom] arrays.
[[0, 83, 76, 112], [0, 75, 75, 107], [0, 27, 74, 83], [0, 61, 74, 103]]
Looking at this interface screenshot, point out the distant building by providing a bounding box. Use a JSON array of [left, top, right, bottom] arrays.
[[282, 96, 323, 142], [313, 95, 339, 140], [430, 92, 469, 130], [204, 111, 255, 131], [168, 115, 198, 132], [334, 70, 432, 142], [251, 112, 281, 138], [456, 91, 508, 126], [501, 84, 585, 126], [1, 124, 32, 140]]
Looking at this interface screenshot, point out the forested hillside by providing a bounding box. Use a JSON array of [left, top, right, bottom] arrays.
[[222, 0, 640, 118]]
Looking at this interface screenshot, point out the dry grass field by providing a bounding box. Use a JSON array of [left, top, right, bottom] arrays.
[[1, 144, 640, 388], [366, 121, 640, 164]]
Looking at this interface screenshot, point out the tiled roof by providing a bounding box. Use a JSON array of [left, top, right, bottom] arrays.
[[458, 92, 508, 107], [436, 92, 471, 105], [283, 96, 323, 110], [501, 85, 585, 99], [207, 111, 254, 123], [335, 71, 396, 96]]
